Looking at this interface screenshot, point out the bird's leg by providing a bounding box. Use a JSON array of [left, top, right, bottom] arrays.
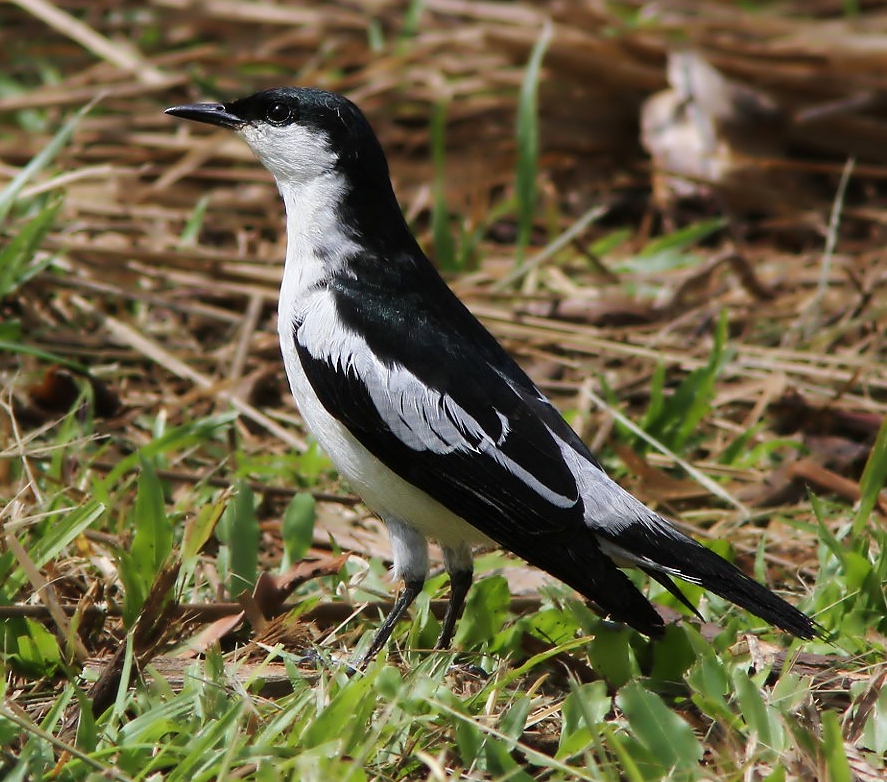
[[359, 578, 424, 667], [359, 519, 429, 667], [436, 570, 472, 650], [436, 544, 474, 650]]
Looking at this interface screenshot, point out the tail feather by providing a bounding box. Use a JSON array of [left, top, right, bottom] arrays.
[[518, 529, 667, 637], [598, 515, 821, 639], [642, 568, 704, 621]]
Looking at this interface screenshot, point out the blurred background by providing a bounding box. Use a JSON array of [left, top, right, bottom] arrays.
[[3, 2, 887, 779]]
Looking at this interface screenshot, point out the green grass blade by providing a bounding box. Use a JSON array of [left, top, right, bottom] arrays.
[[281, 492, 316, 568], [616, 680, 703, 771], [182, 489, 229, 567], [851, 411, 887, 541], [821, 709, 852, 782], [0, 618, 62, 677], [640, 310, 730, 453], [102, 412, 237, 487], [164, 700, 245, 782], [637, 217, 727, 259], [178, 194, 210, 247], [733, 668, 785, 753], [453, 575, 510, 648], [0, 340, 91, 374], [600, 723, 645, 782], [583, 383, 748, 513], [216, 480, 259, 596], [0, 195, 62, 298], [514, 21, 552, 263], [130, 457, 173, 579], [0, 98, 97, 222], [2, 500, 105, 595]]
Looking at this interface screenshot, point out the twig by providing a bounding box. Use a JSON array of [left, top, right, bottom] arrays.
[[70, 295, 306, 451], [4, 533, 90, 662], [10, 0, 168, 84], [802, 156, 855, 340], [0, 705, 134, 781], [581, 385, 750, 515], [0, 597, 543, 624], [85, 459, 359, 505], [493, 204, 607, 290], [229, 293, 265, 382]]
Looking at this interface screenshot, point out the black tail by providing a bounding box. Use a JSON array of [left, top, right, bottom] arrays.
[[642, 567, 703, 621], [598, 516, 822, 639]]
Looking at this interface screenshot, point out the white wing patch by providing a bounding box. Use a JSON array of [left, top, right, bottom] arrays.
[[552, 427, 692, 572], [598, 537, 699, 582], [297, 291, 575, 509]]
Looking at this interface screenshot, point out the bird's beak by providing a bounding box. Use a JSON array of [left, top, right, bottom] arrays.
[[165, 102, 243, 129]]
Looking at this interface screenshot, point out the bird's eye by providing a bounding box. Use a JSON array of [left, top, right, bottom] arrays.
[[265, 102, 293, 126]]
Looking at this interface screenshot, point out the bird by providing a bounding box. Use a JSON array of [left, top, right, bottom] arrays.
[[165, 87, 820, 664]]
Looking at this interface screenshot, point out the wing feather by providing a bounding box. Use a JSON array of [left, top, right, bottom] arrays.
[[295, 329, 666, 636], [291, 260, 667, 634]]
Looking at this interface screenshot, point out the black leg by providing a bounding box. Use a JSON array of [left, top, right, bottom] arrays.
[[435, 566, 473, 650], [359, 578, 424, 667]]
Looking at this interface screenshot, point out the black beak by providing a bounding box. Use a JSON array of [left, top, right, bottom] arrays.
[[165, 102, 243, 129]]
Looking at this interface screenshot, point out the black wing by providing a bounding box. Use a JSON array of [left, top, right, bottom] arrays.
[[295, 257, 666, 634]]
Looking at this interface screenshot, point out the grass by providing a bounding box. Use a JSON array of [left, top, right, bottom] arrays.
[[514, 22, 551, 265], [3, 1, 887, 780]]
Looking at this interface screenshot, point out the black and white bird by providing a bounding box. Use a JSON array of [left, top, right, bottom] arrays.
[[166, 88, 819, 663]]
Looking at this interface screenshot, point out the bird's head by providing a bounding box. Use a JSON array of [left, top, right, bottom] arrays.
[[167, 87, 418, 257], [166, 87, 387, 188]]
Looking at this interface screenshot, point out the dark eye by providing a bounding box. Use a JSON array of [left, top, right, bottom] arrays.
[[265, 101, 293, 126]]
